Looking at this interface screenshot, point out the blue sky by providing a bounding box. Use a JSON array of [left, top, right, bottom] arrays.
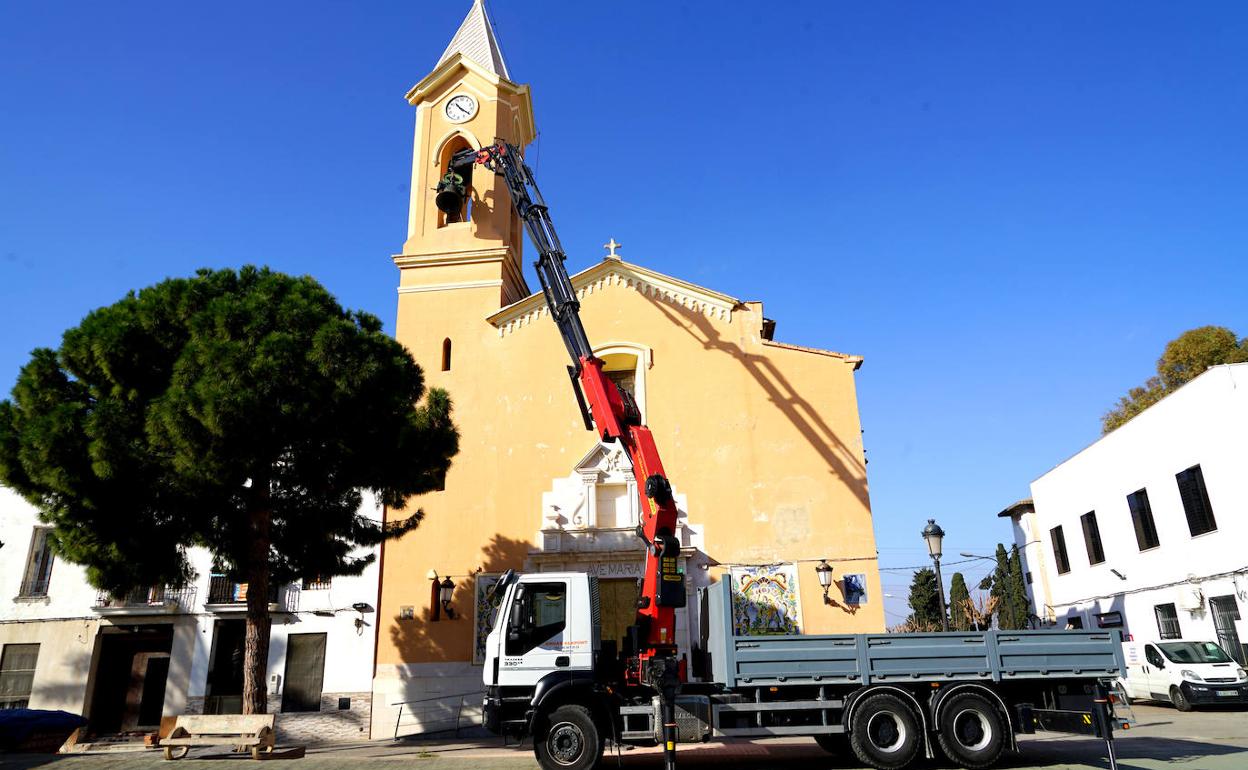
[[2, 2, 1246, 624]]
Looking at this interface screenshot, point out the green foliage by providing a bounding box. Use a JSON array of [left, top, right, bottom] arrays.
[[948, 572, 972, 631], [1007, 545, 1030, 627], [1103, 326, 1248, 433], [983, 544, 1030, 629], [906, 567, 944, 629], [0, 266, 459, 594]]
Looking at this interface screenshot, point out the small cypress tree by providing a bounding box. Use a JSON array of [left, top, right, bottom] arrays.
[[1008, 545, 1031, 627], [948, 572, 972, 631], [989, 544, 1016, 629], [906, 567, 943, 630]]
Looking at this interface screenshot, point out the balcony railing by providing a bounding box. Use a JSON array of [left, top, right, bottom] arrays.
[[206, 576, 298, 612], [93, 585, 197, 614]]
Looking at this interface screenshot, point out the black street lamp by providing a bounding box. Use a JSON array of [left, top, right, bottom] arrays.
[[922, 518, 949, 632]]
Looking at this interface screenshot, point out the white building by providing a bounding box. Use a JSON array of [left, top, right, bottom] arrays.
[[1005, 363, 1248, 664], [0, 485, 380, 745]]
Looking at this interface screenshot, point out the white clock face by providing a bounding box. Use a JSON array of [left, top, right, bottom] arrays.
[[445, 94, 477, 122]]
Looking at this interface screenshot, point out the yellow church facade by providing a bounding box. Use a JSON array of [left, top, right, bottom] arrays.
[[372, 1, 883, 737]]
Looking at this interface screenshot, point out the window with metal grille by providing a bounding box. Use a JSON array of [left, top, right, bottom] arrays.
[[1050, 525, 1071, 575], [1154, 603, 1182, 640], [301, 577, 332, 591], [1080, 511, 1105, 565], [281, 633, 326, 713], [1176, 465, 1217, 536], [1127, 489, 1160, 550], [0, 644, 40, 710]]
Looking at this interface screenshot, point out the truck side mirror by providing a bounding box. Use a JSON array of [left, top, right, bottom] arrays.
[[508, 588, 528, 640]]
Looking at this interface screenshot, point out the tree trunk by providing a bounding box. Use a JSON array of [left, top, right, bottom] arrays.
[[242, 500, 272, 715]]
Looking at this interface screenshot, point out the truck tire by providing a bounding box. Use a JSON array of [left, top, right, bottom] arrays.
[[936, 691, 1006, 769], [534, 704, 603, 770], [1170, 686, 1193, 712], [849, 692, 922, 770]]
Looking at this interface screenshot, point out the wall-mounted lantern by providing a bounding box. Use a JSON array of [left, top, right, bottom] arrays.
[[815, 560, 834, 604], [439, 576, 456, 619]]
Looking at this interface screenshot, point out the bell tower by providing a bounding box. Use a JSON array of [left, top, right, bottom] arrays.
[[394, 0, 535, 306]]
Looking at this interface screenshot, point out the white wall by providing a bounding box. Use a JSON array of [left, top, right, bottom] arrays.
[[1, 485, 381, 720], [0, 486, 99, 621], [1027, 364, 1248, 648]]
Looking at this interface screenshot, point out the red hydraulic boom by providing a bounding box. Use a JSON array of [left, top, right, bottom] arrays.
[[454, 143, 685, 768]]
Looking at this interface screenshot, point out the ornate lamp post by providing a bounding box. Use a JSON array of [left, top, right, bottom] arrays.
[[922, 519, 949, 632]]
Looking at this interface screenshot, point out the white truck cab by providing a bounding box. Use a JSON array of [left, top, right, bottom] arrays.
[[1120, 639, 1248, 711], [482, 570, 599, 687]]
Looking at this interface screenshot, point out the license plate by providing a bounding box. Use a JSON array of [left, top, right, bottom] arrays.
[[1217, 690, 1237, 697]]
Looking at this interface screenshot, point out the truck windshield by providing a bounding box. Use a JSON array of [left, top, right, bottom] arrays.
[[1157, 641, 1232, 664]]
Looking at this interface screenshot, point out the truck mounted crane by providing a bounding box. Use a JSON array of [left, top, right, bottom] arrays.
[[447, 142, 686, 770], [446, 144, 1130, 770]]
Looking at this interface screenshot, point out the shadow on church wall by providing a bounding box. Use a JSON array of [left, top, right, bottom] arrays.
[[644, 295, 870, 511], [387, 533, 533, 670]]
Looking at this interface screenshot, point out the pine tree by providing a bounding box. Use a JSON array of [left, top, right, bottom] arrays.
[[906, 567, 943, 630], [948, 572, 972, 631], [0, 266, 459, 714]]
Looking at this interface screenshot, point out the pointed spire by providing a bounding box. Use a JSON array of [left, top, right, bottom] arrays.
[[437, 0, 510, 79]]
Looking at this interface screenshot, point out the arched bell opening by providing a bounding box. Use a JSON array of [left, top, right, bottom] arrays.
[[435, 135, 474, 227]]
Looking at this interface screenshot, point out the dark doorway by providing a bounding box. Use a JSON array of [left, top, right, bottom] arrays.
[[1209, 595, 1244, 665], [87, 625, 173, 734], [204, 620, 247, 715], [281, 633, 327, 713]]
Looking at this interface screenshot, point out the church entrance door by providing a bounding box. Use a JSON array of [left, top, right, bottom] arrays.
[[598, 579, 640, 651]]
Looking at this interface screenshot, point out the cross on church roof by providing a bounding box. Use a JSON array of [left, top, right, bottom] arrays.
[[604, 238, 622, 258]]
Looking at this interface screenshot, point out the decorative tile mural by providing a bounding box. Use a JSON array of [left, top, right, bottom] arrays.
[[473, 573, 502, 664], [842, 573, 868, 605], [730, 563, 802, 636]]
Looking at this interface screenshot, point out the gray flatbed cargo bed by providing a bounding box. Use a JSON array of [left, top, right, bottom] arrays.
[[706, 580, 1125, 688]]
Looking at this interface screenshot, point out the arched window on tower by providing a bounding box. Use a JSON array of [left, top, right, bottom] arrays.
[[441, 338, 452, 372], [436, 136, 474, 227]]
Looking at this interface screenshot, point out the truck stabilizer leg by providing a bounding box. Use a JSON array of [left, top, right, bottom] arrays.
[[661, 692, 677, 770], [1093, 683, 1119, 770]]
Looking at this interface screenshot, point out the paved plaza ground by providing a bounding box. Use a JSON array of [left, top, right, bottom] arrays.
[[2, 705, 1246, 770]]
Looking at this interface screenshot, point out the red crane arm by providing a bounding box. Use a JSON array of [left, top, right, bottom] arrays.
[[456, 143, 685, 660]]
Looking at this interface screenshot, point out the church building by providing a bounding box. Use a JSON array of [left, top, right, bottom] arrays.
[[372, 1, 884, 738]]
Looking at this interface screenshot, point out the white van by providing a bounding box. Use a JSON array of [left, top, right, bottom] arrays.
[[1120, 640, 1248, 711]]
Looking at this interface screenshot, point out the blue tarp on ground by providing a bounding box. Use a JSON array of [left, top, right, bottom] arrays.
[[0, 709, 87, 752]]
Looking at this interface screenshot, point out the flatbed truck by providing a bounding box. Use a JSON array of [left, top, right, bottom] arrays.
[[482, 571, 1127, 770], [450, 143, 1129, 770]]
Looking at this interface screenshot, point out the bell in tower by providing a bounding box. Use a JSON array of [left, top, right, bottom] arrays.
[[394, 0, 536, 307]]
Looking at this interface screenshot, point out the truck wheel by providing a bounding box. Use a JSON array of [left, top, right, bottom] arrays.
[[849, 693, 921, 770], [813, 733, 847, 754], [936, 692, 1006, 769], [534, 704, 603, 770], [1170, 686, 1193, 712]]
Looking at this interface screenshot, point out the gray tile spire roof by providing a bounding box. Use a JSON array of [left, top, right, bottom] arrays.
[[437, 0, 510, 79]]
